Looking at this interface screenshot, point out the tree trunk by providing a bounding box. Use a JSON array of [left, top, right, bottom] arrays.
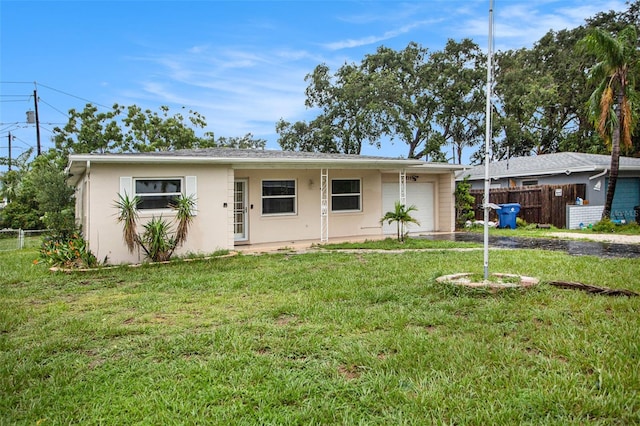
[[601, 89, 623, 220]]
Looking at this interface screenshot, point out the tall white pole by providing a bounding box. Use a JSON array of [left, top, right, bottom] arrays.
[[483, 0, 494, 281]]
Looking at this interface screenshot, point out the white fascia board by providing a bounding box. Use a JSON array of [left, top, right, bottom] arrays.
[[459, 166, 606, 181], [67, 154, 424, 170]]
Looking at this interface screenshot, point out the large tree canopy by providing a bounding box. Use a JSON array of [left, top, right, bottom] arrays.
[[278, 39, 486, 162], [53, 104, 266, 157], [279, 1, 640, 164]]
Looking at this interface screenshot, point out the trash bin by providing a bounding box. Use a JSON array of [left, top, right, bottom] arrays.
[[634, 205, 640, 224], [497, 203, 521, 229]]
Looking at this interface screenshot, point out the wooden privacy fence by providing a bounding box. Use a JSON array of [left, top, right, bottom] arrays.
[[469, 184, 586, 228]]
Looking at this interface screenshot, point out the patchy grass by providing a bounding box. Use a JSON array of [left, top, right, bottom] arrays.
[[1, 247, 639, 424]]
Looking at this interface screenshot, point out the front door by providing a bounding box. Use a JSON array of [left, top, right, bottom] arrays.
[[234, 179, 248, 242]]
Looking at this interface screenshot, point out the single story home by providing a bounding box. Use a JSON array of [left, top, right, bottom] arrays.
[[66, 148, 464, 264], [457, 152, 640, 227]]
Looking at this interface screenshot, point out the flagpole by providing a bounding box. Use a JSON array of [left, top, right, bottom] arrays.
[[483, 0, 494, 281]]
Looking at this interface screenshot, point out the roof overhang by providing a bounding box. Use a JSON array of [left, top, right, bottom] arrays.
[[456, 165, 611, 181], [66, 153, 463, 185]]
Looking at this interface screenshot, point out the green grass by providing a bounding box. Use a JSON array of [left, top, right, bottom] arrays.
[[1, 246, 639, 424], [318, 237, 481, 250]]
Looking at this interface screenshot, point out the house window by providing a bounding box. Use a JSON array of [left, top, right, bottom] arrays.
[[522, 180, 538, 187], [135, 178, 182, 210], [262, 180, 296, 215], [331, 179, 361, 212]]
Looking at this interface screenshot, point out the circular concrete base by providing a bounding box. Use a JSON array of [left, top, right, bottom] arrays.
[[436, 272, 539, 290]]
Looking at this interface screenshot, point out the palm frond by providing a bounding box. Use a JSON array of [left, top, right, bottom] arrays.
[[621, 97, 633, 149], [598, 85, 614, 139]]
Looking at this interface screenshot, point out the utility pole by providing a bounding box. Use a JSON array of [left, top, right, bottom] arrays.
[[7, 132, 12, 171], [33, 89, 42, 156]]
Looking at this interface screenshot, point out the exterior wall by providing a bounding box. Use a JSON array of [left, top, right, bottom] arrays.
[[79, 163, 459, 263], [566, 205, 604, 229], [86, 163, 233, 264], [381, 172, 455, 233], [237, 169, 385, 245], [608, 177, 640, 222], [437, 172, 456, 232]]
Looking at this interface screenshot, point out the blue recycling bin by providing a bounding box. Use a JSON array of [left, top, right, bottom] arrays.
[[497, 203, 521, 229]]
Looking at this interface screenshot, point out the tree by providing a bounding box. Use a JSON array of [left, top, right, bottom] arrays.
[[454, 177, 476, 229], [364, 42, 441, 160], [581, 25, 639, 220], [120, 105, 212, 152], [53, 104, 124, 157], [0, 150, 74, 233], [363, 40, 485, 162], [279, 63, 385, 155], [431, 39, 486, 164], [493, 27, 593, 160], [214, 133, 267, 150], [380, 201, 419, 242], [53, 104, 218, 157], [276, 115, 344, 153]]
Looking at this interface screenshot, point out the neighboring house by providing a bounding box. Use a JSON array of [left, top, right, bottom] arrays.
[[457, 152, 640, 227], [66, 148, 464, 264]]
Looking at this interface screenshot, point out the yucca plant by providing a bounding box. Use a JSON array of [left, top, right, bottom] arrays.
[[380, 201, 419, 242], [140, 216, 175, 262], [114, 193, 196, 262], [114, 193, 140, 253]]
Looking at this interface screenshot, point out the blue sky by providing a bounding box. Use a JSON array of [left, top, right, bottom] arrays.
[[0, 0, 628, 165]]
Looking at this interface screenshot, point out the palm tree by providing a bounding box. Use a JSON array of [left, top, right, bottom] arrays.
[[581, 25, 638, 220], [380, 201, 420, 242]]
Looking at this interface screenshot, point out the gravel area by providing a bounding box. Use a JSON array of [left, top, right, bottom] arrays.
[[548, 232, 640, 245]]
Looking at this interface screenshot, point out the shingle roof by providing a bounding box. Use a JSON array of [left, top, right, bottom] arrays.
[[81, 148, 410, 161], [458, 152, 640, 181], [67, 148, 467, 184]]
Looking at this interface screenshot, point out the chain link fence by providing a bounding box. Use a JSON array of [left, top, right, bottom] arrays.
[[0, 229, 50, 251]]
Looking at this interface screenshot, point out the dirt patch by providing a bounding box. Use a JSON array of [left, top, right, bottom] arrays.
[[549, 232, 640, 245]]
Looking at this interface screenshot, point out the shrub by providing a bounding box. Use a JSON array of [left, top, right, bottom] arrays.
[[37, 233, 98, 268]]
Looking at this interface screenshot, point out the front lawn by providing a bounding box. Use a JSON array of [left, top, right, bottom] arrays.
[[1, 247, 639, 424]]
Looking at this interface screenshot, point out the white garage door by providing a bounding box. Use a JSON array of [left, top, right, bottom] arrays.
[[382, 182, 434, 235]]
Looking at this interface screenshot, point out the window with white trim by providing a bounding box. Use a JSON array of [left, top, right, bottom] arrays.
[[262, 180, 296, 215], [134, 178, 182, 210], [331, 179, 361, 212]]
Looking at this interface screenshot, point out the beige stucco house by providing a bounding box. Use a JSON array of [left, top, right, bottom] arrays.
[[66, 148, 463, 264]]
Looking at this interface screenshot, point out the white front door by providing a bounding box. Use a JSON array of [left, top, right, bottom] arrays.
[[234, 180, 248, 241]]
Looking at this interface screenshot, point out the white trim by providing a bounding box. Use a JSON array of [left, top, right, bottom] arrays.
[[320, 169, 328, 243], [119, 176, 133, 198], [185, 175, 197, 214]]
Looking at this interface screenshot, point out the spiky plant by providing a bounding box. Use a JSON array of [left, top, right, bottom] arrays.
[[114, 193, 196, 262], [114, 193, 140, 253], [170, 194, 196, 247]]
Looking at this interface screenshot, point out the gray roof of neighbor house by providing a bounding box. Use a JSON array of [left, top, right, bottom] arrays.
[[67, 148, 465, 183], [457, 152, 640, 181]]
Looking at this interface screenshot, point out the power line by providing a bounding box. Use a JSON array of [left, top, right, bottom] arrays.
[[38, 97, 70, 118], [35, 82, 111, 109]]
